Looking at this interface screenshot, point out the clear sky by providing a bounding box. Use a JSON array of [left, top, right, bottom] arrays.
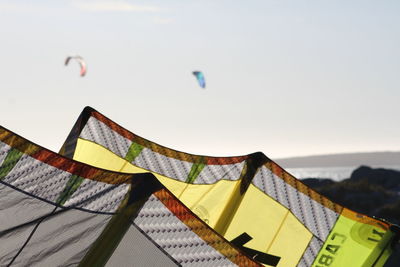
[[0, 0, 399, 158]]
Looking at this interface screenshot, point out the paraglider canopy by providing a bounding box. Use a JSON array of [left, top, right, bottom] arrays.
[[192, 71, 205, 88], [65, 56, 87, 77]]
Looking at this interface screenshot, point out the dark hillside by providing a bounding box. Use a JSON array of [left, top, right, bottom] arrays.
[[302, 166, 400, 266], [302, 166, 400, 224]]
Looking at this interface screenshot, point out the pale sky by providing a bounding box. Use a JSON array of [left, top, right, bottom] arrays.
[[0, 0, 399, 158]]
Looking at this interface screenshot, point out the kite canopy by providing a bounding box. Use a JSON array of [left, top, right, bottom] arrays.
[[0, 127, 259, 266], [192, 71, 206, 88], [65, 56, 87, 77], [59, 106, 400, 267]]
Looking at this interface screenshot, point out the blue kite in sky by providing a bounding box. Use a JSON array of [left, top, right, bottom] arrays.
[[192, 71, 206, 88]]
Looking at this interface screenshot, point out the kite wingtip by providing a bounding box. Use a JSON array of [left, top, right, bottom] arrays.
[[82, 106, 96, 114]]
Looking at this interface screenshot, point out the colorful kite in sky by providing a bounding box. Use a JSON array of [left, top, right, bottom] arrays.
[[192, 71, 206, 88], [65, 56, 87, 77]]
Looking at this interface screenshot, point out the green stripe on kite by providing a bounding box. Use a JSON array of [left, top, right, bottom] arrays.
[[0, 148, 23, 180], [124, 142, 144, 162], [56, 174, 84, 205], [186, 158, 206, 184]]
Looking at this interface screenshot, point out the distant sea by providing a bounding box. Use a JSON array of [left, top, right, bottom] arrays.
[[286, 165, 400, 181]]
